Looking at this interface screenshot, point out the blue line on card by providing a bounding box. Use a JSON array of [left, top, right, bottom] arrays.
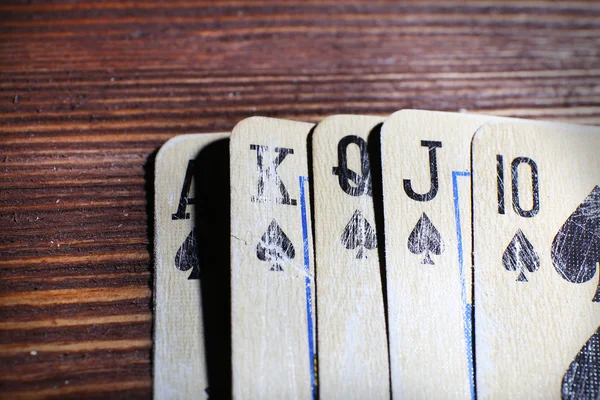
[[299, 176, 316, 400], [452, 170, 474, 400]]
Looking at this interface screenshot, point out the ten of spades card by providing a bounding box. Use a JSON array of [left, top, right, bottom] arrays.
[[472, 121, 600, 399], [381, 110, 498, 400], [311, 115, 390, 399], [229, 117, 317, 399], [154, 132, 229, 399]]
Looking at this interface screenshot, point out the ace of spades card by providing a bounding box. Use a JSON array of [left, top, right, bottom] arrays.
[[230, 117, 317, 400], [311, 115, 389, 399], [381, 110, 497, 400], [472, 121, 600, 399], [154, 132, 229, 399]]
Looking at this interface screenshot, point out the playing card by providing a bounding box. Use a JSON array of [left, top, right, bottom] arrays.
[[381, 110, 497, 399], [311, 115, 389, 398], [230, 117, 316, 399], [472, 121, 600, 399], [154, 132, 229, 399]]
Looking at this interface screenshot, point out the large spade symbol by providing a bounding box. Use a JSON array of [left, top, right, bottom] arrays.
[[407, 213, 444, 265], [502, 230, 540, 282], [561, 326, 600, 400], [551, 186, 600, 302], [175, 228, 200, 280], [256, 219, 295, 271], [340, 209, 377, 259]]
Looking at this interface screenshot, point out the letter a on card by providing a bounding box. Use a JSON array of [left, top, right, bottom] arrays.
[[154, 132, 229, 399], [472, 121, 600, 399], [230, 117, 317, 399], [312, 115, 390, 399]]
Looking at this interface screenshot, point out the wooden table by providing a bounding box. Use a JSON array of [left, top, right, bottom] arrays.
[[1, 1, 599, 398]]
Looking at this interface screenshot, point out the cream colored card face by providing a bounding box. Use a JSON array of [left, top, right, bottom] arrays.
[[312, 115, 390, 399], [230, 117, 316, 400], [472, 121, 600, 399], [381, 110, 497, 400], [154, 132, 229, 399]]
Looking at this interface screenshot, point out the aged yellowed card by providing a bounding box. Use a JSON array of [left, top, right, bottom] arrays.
[[381, 110, 496, 400], [230, 117, 316, 399], [154, 132, 229, 399], [472, 121, 600, 399], [312, 115, 389, 399]]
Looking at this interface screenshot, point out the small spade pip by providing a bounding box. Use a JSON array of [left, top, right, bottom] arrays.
[[561, 326, 600, 400], [551, 185, 600, 302], [256, 219, 295, 271], [340, 209, 377, 259], [502, 229, 539, 282], [407, 213, 444, 265], [175, 228, 200, 280]]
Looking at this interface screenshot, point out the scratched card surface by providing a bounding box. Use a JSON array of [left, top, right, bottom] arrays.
[[472, 121, 600, 399], [381, 110, 497, 399], [230, 117, 317, 399], [312, 115, 389, 399], [154, 132, 229, 399]]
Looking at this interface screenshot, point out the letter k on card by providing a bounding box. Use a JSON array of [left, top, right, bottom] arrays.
[[230, 117, 317, 400]]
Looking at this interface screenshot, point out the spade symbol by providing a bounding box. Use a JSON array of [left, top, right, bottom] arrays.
[[407, 213, 444, 265], [561, 326, 600, 400], [175, 228, 200, 280], [502, 229, 539, 282], [551, 186, 600, 302], [340, 209, 377, 259], [256, 219, 295, 271]]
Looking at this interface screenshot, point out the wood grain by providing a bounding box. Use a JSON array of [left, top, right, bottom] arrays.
[[0, 1, 599, 398]]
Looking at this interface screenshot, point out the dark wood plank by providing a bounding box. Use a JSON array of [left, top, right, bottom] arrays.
[[1, 1, 599, 398]]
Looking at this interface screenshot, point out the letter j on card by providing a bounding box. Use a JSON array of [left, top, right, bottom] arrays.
[[381, 110, 496, 400]]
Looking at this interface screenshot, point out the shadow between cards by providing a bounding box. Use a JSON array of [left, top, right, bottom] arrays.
[[194, 138, 232, 400], [306, 126, 320, 400], [367, 123, 393, 398]]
